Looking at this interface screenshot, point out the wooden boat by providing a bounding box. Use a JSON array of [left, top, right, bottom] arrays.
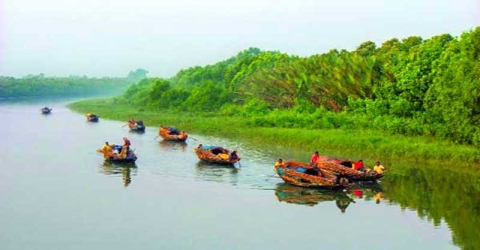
[[159, 126, 188, 141], [40, 107, 52, 114], [315, 156, 383, 182], [194, 145, 240, 165], [86, 113, 99, 122], [97, 144, 137, 163], [128, 120, 145, 132], [274, 161, 348, 189]]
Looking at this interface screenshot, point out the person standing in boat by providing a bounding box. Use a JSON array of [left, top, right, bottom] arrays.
[[309, 151, 320, 166], [120, 137, 131, 159], [123, 137, 131, 149]]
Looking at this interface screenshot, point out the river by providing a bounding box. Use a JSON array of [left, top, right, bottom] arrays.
[[1, 97, 478, 250]]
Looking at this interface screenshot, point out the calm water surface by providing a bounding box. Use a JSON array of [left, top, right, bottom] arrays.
[[1, 98, 477, 250]]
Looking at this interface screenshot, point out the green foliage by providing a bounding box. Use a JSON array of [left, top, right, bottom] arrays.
[[111, 26, 480, 146], [0, 76, 134, 98], [127, 68, 149, 80]]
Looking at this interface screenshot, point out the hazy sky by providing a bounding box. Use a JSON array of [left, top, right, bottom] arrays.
[[1, 0, 479, 78]]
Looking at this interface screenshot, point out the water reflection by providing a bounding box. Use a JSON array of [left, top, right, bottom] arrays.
[[274, 182, 389, 213], [382, 167, 480, 250], [128, 129, 145, 135], [100, 161, 138, 187], [275, 183, 355, 213], [195, 161, 239, 186], [347, 182, 385, 202], [158, 140, 187, 152]]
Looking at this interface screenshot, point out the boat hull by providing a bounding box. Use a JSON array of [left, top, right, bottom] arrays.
[[316, 158, 383, 182], [159, 126, 188, 141], [194, 146, 240, 165], [41, 108, 52, 114], [87, 116, 99, 122], [275, 161, 348, 189]]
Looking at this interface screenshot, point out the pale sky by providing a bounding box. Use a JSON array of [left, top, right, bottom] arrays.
[[1, 0, 479, 78]]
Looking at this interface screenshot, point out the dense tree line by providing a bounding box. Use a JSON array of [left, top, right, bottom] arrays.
[[0, 73, 142, 98], [121, 27, 480, 146]]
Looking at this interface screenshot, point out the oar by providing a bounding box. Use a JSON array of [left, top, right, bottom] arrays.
[[122, 124, 127, 128], [265, 173, 278, 181], [234, 161, 242, 169], [154, 135, 159, 140], [189, 137, 198, 141]]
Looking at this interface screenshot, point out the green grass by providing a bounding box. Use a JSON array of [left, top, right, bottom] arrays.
[[68, 98, 480, 171]]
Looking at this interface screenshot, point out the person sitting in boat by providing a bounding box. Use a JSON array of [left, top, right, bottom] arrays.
[[229, 150, 239, 161], [352, 160, 366, 172], [336, 169, 349, 185], [373, 161, 386, 174], [168, 127, 179, 135], [101, 142, 114, 159], [129, 118, 136, 126]]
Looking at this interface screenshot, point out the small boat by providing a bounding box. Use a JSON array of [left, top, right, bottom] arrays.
[[86, 113, 99, 122], [274, 161, 348, 189], [159, 126, 188, 141], [40, 107, 52, 114], [194, 145, 240, 165], [316, 156, 383, 182], [97, 144, 137, 163], [128, 120, 145, 132]]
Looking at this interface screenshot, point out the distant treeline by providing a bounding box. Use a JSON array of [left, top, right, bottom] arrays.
[[0, 68, 149, 98], [118, 27, 480, 146]]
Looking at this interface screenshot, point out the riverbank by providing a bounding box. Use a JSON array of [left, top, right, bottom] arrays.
[[68, 98, 480, 171]]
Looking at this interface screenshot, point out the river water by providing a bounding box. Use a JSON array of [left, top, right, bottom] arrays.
[[1, 98, 478, 250]]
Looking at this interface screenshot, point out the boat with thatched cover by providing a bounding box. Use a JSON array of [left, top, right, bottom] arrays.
[[128, 119, 145, 132], [274, 161, 349, 189], [159, 126, 188, 141], [86, 113, 99, 122], [315, 156, 383, 182], [40, 107, 52, 114], [97, 143, 137, 163], [194, 144, 240, 165]]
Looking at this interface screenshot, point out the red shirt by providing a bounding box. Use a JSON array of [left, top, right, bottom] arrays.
[[353, 161, 364, 170], [310, 154, 319, 164]]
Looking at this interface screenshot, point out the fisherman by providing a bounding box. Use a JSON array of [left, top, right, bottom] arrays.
[[309, 151, 320, 166], [275, 159, 284, 168], [101, 142, 113, 159], [229, 150, 239, 161]]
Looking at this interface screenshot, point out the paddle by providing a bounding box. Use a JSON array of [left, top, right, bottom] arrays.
[[234, 161, 242, 169], [154, 135, 159, 140], [264, 173, 278, 181], [189, 137, 198, 141]]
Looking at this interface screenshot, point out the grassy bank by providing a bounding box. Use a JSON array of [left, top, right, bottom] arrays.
[[68, 98, 480, 171]]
